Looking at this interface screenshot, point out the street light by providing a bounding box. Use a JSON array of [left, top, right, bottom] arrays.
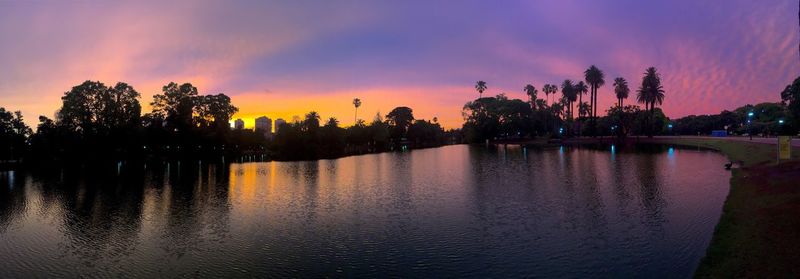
[[747, 111, 754, 140], [779, 119, 785, 125]]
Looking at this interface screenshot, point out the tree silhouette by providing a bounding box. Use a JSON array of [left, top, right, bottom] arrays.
[[636, 67, 666, 137], [561, 80, 576, 120], [151, 82, 198, 133], [475, 80, 488, 99], [578, 102, 591, 120], [0, 108, 30, 160], [613, 77, 630, 107], [195, 94, 238, 131], [353, 98, 361, 124], [524, 84, 538, 110], [584, 65, 605, 132], [386, 107, 415, 139], [574, 81, 588, 118], [542, 84, 557, 106]]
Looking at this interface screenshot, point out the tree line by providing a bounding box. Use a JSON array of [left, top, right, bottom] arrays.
[[462, 65, 670, 142], [462, 64, 800, 142], [0, 81, 455, 163]]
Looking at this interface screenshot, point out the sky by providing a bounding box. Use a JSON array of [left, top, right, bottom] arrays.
[[1, 0, 798, 129]]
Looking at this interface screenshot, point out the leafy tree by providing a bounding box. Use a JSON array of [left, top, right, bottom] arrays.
[[386, 107, 415, 139], [461, 94, 536, 142], [606, 105, 641, 138], [151, 82, 198, 133], [408, 120, 446, 147], [58, 81, 141, 134], [780, 76, 800, 133], [0, 108, 31, 160], [195, 94, 238, 130]]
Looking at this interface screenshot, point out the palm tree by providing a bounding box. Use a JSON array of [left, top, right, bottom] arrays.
[[574, 81, 588, 117], [613, 77, 630, 107], [524, 84, 538, 110], [548, 84, 559, 106], [584, 65, 605, 124], [552, 101, 564, 119], [541, 84, 552, 105], [475, 80, 487, 99], [636, 67, 665, 137], [304, 111, 321, 131], [561, 79, 576, 120], [578, 102, 591, 119], [353, 98, 362, 124]]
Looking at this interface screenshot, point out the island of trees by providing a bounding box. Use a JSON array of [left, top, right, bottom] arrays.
[[2, 64, 800, 165]]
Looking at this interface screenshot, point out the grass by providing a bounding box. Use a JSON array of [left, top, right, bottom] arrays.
[[643, 137, 800, 278]]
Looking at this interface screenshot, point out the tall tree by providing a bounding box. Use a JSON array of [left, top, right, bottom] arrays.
[[574, 81, 589, 117], [386, 106, 415, 139], [475, 80, 488, 99], [636, 67, 666, 137], [561, 80, 575, 120], [353, 98, 362, 124], [541, 84, 554, 106], [0, 107, 31, 160], [151, 82, 198, 133], [584, 65, 605, 127], [524, 84, 538, 110], [195, 93, 238, 130], [578, 102, 591, 120], [613, 77, 630, 107], [58, 80, 141, 134], [780, 76, 800, 131]]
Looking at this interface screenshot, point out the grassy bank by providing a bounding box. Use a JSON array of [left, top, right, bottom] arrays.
[[642, 137, 800, 277]]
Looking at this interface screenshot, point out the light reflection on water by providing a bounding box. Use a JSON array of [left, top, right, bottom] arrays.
[[0, 144, 729, 278]]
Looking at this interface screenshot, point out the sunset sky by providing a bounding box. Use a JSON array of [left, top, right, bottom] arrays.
[[1, 0, 798, 129]]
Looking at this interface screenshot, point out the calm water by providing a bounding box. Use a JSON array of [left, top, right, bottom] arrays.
[[0, 144, 730, 278]]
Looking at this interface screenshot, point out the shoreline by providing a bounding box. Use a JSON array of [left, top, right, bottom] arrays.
[[496, 136, 800, 276], [638, 137, 800, 277]]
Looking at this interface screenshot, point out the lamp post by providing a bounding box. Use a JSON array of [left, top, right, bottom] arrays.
[[668, 123, 673, 136], [747, 111, 754, 140]]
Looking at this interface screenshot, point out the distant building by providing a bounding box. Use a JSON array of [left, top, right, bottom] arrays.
[[255, 116, 273, 139], [274, 118, 287, 133], [234, 118, 245, 130]]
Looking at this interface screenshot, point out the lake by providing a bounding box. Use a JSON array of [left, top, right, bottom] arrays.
[[0, 144, 730, 278]]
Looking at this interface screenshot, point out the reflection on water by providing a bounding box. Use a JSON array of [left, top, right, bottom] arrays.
[[0, 144, 729, 277]]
